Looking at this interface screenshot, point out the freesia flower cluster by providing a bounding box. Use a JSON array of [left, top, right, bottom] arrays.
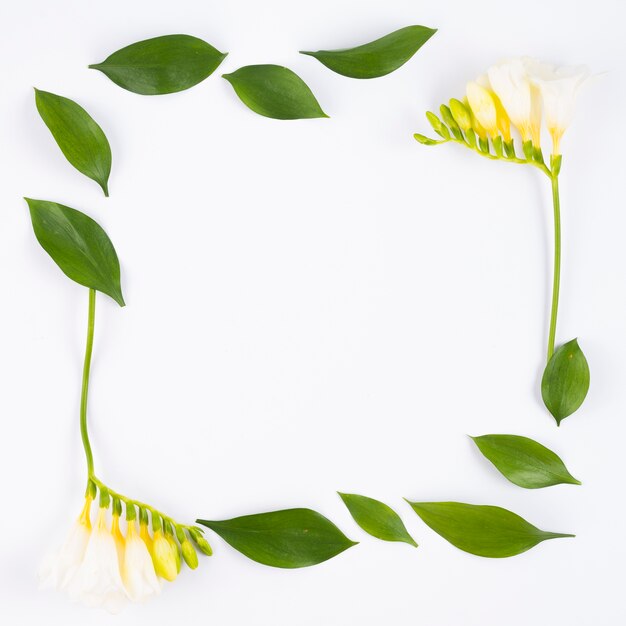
[[415, 56, 592, 424], [415, 57, 588, 165], [39, 485, 212, 612]]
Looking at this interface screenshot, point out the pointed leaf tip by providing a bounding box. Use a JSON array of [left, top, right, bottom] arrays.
[[471, 434, 582, 488], [26, 198, 124, 306], [407, 501, 573, 558], [34, 89, 112, 196], [222, 64, 327, 120], [300, 25, 436, 79], [197, 508, 356, 568], [338, 493, 417, 547], [90, 34, 227, 95]]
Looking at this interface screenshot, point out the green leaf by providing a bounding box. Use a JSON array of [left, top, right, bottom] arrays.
[[197, 508, 356, 568], [338, 493, 417, 547], [89, 34, 227, 95], [222, 65, 328, 120], [300, 25, 436, 79], [25, 198, 124, 306], [542, 339, 590, 425], [406, 501, 573, 558], [471, 434, 581, 489], [34, 89, 111, 196]]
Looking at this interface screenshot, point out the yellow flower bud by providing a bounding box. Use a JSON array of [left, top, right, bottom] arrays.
[[181, 540, 199, 570], [449, 98, 472, 131], [466, 81, 498, 137], [152, 530, 178, 582], [166, 533, 181, 574]]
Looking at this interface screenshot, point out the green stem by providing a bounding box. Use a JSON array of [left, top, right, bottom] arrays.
[[547, 174, 561, 361], [77, 289, 195, 533], [448, 137, 552, 177], [80, 288, 96, 477]]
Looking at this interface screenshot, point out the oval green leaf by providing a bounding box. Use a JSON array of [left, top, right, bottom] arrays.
[[471, 434, 581, 489], [222, 65, 328, 120], [542, 338, 590, 425], [34, 89, 111, 196], [407, 501, 573, 558], [339, 493, 417, 547], [89, 34, 227, 95], [25, 198, 124, 306], [300, 25, 436, 79], [197, 508, 356, 568]]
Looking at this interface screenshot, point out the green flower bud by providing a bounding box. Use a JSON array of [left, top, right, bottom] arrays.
[[440, 104, 463, 140], [414, 133, 441, 146], [189, 527, 213, 556], [449, 98, 472, 131], [166, 533, 182, 573], [181, 540, 199, 569], [425, 111, 450, 139], [551, 154, 562, 176]]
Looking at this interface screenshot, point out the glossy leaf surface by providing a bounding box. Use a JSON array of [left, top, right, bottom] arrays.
[[300, 25, 436, 79], [26, 198, 124, 306], [223, 65, 328, 119], [542, 339, 590, 425], [89, 34, 227, 95], [197, 508, 356, 568], [35, 89, 111, 196], [471, 434, 581, 488], [339, 493, 416, 546], [407, 501, 573, 558]]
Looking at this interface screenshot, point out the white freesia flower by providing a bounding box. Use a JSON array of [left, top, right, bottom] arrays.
[[524, 58, 589, 155], [487, 58, 536, 144], [39, 497, 93, 591], [122, 521, 161, 602], [67, 507, 128, 613]]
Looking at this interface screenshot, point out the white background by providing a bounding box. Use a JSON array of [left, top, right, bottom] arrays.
[[1, 0, 624, 623]]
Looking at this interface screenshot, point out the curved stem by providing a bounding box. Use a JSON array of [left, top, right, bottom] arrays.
[[547, 175, 561, 361], [77, 291, 196, 533], [80, 288, 96, 477]]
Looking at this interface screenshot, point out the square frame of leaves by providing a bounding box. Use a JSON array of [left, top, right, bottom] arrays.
[[28, 29, 587, 613]]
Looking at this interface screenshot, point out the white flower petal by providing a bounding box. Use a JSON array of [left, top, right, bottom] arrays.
[[39, 516, 91, 590], [122, 523, 161, 603], [528, 62, 589, 134], [487, 58, 533, 139], [67, 509, 128, 612]]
